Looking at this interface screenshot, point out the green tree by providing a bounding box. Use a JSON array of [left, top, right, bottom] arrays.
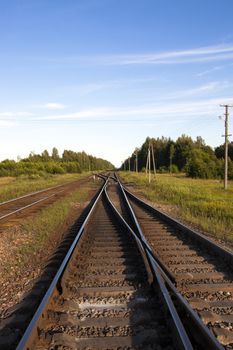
[[52, 147, 59, 160], [41, 150, 50, 161], [186, 148, 218, 179], [215, 142, 233, 161], [174, 135, 194, 170], [169, 143, 175, 173]]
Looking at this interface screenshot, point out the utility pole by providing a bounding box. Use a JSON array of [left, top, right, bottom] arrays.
[[145, 142, 156, 183], [148, 145, 151, 183], [220, 104, 232, 190], [134, 150, 138, 173], [128, 157, 130, 171], [146, 150, 149, 177], [151, 143, 156, 176]]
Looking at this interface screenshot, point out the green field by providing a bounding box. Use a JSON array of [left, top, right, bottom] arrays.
[[0, 173, 91, 203], [119, 172, 233, 244]]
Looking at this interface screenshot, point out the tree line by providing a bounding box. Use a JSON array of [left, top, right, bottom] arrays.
[[0, 147, 113, 177], [121, 135, 233, 179]]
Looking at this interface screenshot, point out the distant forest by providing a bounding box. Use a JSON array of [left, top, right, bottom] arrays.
[[0, 148, 113, 177], [121, 135, 233, 179]]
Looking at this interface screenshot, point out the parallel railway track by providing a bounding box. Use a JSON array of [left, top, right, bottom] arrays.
[[0, 177, 90, 229], [114, 174, 233, 348], [0, 174, 232, 349]]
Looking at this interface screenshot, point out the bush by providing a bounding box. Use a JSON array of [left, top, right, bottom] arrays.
[[170, 164, 179, 173], [28, 174, 41, 180], [228, 159, 233, 180], [0, 148, 113, 177], [186, 149, 218, 179], [158, 166, 169, 173], [44, 162, 65, 174], [62, 162, 81, 173]]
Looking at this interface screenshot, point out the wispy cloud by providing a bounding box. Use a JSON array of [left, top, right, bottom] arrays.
[[58, 77, 163, 96], [183, 81, 221, 94], [1, 82, 232, 127], [21, 44, 233, 66], [197, 62, 233, 76], [197, 65, 224, 77], [167, 81, 230, 99], [32, 97, 233, 123], [82, 44, 233, 65], [44, 102, 66, 110], [34, 102, 66, 110], [0, 111, 33, 119]]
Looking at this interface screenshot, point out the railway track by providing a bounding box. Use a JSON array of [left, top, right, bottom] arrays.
[[0, 177, 90, 229], [30, 195, 177, 349], [113, 174, 233, 348], [4, 176, 191, 349], [1, 174, 231, 349]]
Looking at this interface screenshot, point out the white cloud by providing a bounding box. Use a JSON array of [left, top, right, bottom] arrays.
[[42, 103, 66, 110], [29, 103, 66, 111], [83, 44, 233, 65], [167, 81, 230, 99], [197, 66, 224, 77], [33, 96, 233, 123], [197, 62, 233, 76], [23, 43, 233, 67], [0, 112, 33, 118], [59, 77, 162, 96]]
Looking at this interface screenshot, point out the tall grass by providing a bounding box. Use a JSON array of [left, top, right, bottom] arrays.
[[119, 172, 233, 243]]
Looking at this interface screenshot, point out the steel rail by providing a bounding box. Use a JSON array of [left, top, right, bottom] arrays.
[[0, 179, 84, 207], [0, 177, 94, 223], [15, 173, 224, 350], [16, 178, 107, 350], [104, 185, 193, 350], [0, 190, 64, 221], [123, 184, 233, 265], [115, 175, 224, 350], [114, 175, 176, 282], [97, 173, 109, 181]]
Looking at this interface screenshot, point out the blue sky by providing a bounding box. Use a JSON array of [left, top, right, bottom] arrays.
[[1, 0, 233, 166]]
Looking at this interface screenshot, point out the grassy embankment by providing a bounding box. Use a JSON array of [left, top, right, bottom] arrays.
[[119, 172, 233, 244], [0, 173, 91, 203], [3, 179, 100, 275]]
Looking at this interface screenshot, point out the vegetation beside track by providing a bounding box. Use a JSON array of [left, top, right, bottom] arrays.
[[0, 173, 92, 203], [0, 148, 113, 177], [121, 135, 233, 179], [119, 171, 233, 243]]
